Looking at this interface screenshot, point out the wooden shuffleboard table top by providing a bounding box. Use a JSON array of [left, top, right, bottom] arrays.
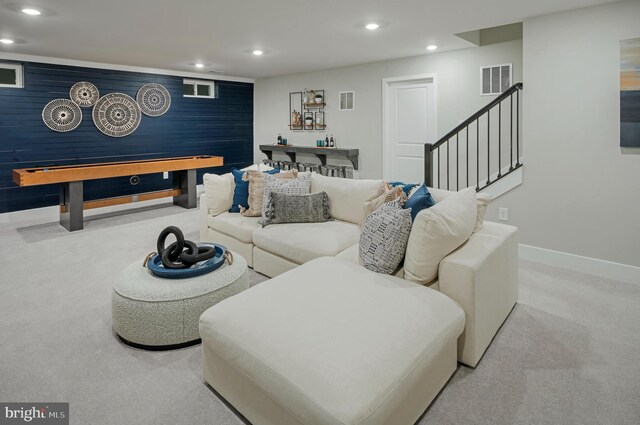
[[13, 155, 224, 186]]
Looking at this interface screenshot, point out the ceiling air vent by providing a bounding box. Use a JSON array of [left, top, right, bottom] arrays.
[[339, 91, 354, 111], [480, 64, 511, 95]]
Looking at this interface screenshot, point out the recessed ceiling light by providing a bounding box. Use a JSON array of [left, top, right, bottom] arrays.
[[0, 38, 15, 44], [426, 45, 438, 51], [365, 23, 379, 30], [252, 50, 264, 56], [21, 8, 41, 16], [195, 63, 204, 68]]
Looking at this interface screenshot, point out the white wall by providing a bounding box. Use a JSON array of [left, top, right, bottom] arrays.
[[254, 40, 522, 179], [487, 0, 640, 268]]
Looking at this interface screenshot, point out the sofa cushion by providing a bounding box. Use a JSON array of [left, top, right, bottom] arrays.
[[241, 169, 297, 217], [262, 192, 332, 227], [387, 181, 419, 195], [207, 212, 261, 243], [404, 187, 477, 284], [427, 187, 492, 233], [230, 167, 280, 213], [261, 173, 312, 220], [363, 185, 407, 223], [311, 173, 385, 225], [252, 220, 360, 264], [474, 193, 492, 232], [404, 184, 436, 221], [203, 173, 234, 216], [359, 201, 412, 275], [199, 257, 465, 425]]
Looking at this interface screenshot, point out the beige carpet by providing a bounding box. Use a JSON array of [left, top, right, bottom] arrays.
[[0, 201, 638, 424]]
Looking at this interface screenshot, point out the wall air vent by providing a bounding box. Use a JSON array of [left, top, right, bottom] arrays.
[[480, 64, 511, 95], [339, 91, 354, 110]]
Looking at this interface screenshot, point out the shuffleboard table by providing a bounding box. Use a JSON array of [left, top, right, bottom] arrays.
[[12, 155, 223, 231]]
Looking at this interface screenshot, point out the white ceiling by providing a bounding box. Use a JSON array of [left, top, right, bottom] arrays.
[[0, 0, 619, 79]]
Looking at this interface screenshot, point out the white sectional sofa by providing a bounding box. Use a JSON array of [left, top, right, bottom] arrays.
[[200, 171, 518, 368]]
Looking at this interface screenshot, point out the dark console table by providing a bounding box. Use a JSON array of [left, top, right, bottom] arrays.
[[259, 145, 359, 170]]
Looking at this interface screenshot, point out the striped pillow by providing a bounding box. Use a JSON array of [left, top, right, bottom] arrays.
[[241, 169, 297, 217]]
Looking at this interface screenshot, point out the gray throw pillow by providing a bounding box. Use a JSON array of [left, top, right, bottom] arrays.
[[261, 173, 311, 221], [359, 201, 412, 274], [262, 191, 332, 227]]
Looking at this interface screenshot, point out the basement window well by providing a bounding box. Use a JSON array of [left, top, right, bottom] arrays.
[[183, 79, 216, 98], [0, 63, 23, 88]]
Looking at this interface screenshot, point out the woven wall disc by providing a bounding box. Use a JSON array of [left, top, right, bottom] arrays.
[[42, 99, 83, 132], [69, 81, 100, 107], [92, 93, 141, 137], [136, 83, 171, 117]]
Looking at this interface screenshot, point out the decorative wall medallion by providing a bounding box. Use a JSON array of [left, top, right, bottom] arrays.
[[69, 81, 100, 107], [42, 99, 83, 132], [92, 93, 141, 137], [136, 83, 171, 117]]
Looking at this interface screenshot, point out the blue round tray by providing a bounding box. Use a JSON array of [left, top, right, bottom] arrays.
[[147, 243, 227, 279]]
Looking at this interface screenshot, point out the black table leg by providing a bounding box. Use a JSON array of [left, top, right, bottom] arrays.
[[173, 169, 197, 209], [60, 181, 84, 231]]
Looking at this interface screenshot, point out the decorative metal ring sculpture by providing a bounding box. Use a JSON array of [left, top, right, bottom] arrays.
[[42, 99, 83, 132], [92, 93, 141, 137], [69, 81, 100, 107], [155, 226, 216, 269], [137, 83, 171, 117]]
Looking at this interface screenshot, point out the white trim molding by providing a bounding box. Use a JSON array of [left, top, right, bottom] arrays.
[[520, 244, 640, 285], [0, 52, 254, 83]]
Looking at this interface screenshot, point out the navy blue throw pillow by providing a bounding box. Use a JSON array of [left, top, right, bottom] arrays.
[[403, 184, 436, 221], [388, 181, 418, 195], [229, 167, 280, 213]]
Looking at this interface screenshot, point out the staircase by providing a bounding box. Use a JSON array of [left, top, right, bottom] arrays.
[[424, 83, 523, 197]]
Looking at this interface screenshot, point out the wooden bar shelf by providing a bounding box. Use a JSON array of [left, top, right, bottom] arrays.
[[259, 145, 359, 170]]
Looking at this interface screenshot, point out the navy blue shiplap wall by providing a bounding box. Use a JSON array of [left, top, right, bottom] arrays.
[[0, 62, 253, 213]]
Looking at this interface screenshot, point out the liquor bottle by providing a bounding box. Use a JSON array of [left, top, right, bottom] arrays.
[[325, 135, 329, 147], [330, 135, 335, 148], [277, 133, 282, 145]]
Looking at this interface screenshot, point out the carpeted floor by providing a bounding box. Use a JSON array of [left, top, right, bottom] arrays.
[[1, 201, 638, 425]]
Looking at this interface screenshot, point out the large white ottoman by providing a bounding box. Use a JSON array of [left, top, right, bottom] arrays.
[[112, 251, 248, 349], [199, 257, 464, 425]]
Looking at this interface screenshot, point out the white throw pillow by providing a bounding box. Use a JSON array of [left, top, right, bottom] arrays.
[[474, 193, 492, 232], [311, 173, 385, 225], [427, 187, 491, 233], [203, 173, 234, 216], [404, 187, 477, 284]]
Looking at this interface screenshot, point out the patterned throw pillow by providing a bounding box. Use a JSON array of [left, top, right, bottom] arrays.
[[359, 200, 412, 275], [230, 167, 280, 213], [262, 192, 332, 227], [241, 169, 297, 217], [261, 173, 312, 220]]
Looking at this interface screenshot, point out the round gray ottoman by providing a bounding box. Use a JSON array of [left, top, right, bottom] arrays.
[[112, 251, 248, 349]]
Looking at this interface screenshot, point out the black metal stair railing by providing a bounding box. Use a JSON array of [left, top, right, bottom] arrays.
[[424, 83, 523, 191]]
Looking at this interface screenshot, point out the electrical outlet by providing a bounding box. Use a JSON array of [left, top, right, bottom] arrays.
[[163, 172, 169, 179], [498, 207, 509, 222]]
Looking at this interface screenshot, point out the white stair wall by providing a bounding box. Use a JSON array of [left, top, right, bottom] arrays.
[[478, 163, 523, 199]]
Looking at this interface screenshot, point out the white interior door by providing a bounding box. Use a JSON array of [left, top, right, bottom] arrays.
[[384, 77, 436, 183]]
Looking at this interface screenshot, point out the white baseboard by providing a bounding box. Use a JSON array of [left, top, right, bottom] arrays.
[[519, 244, 640, 285]]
